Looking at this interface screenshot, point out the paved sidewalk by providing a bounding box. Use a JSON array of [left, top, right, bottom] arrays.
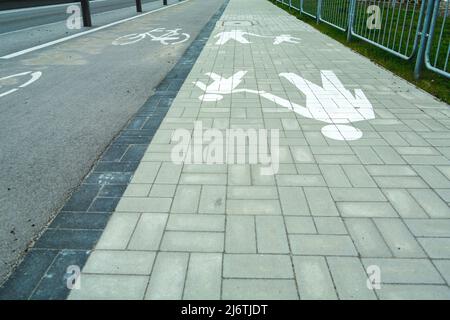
[[70, 0, 450, 299]]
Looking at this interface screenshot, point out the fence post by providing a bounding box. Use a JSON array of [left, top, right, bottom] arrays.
[[163, 0, 168, 5], [136, 0, 142, 12], [347, 0, 356, 42], [414, 0, 436, 80], [80, 0, 92, 27], [316, 0, 322, 24]]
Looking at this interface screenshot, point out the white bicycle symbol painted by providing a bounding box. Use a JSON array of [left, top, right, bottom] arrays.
[[112, 27, 190, 46], [0, 71, 42, 99]]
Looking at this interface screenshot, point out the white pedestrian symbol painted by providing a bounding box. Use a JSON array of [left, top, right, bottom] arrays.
[[214, 29, 300, 45], [0, 71, 42, 99], [193, 71, 248, 102], [273, 34, 301, 45], [112, 28, 190, 46], [194, 70, 375, 141]]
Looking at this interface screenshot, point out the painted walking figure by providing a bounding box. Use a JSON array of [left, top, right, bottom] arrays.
[[214, 29, 300, 45], [195, 70, 375, 141]]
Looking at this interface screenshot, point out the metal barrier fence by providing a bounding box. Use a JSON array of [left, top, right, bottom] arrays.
[[424, 0, 449, 77], [275, 0, 450, 79]]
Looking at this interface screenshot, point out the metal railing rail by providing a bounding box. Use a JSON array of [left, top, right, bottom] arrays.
[[350, 0, 426, 61], [274, 0, 450, 79], [319, 0, 349, 31], [424, 0, 450, 77]]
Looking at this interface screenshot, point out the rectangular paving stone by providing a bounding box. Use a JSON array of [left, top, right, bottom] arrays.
[[293, 256, 338, 300], [171, 185, 201, 214], [132, 162, 161, 184], [166, 214, 224, 232], [366, 165, 417, 176], [227, 186, 278, 199], [183, 253, 222, 300], [278, 186, 310, 216], [345, 218, 392, 257], [290, 146, 314, 163], [330, 188, 386, 202], [408, 189, 450, 218], [68, 274, 148, 300], [35, 229, 101, 250], [376, 285, 450, 300], [145, 252, 189, 300], [289, 235, 357, 256], [179, 173, 227, 185], [95, 213, 140, 250], [362, 258, 444, 284], [433, 260, 450, 285], [284, 216, 317, 234], [327, 257, 377, 300], [31, 250, 90, 300], [123, 184, 151, 197], [314, 217, 347, 235], [374, 176, 428, 188], [161, 231, 224, 252], [412, 165, 450, 189], [198, 185, 226, 214], [251, 164, 276, 185], [342, 165, 377, 187], [380, 132, 408, 146], [403, 155, 449, 165], [154, 163, 182, 184], [319, 165, 352, 187], [418, 238, 450, 258], [405, 219, 450, 237], [374, 218, 426, 258], [226, 216, 256, 253], [228, 165, 251, 185], [337, 202, 398, 218], [383, 189, 428, 218], [226, 199, 281, 215], [0, 250, 58, 300], [304, 187, 339, 216], [222, 279, 298, 300], [83, 250, 156, 275], [115, 197, 172, 213], [296, 164, 321, 175], [255, 216, 290, 253], [183, 164, 227, 173], [315, 155, 360, 164], [49, 212, 109, 230], [62, 184, 101, 212], [149, 184, 177, 198], [352, 147, 383, 164], [276, 175, 326, 187], [223, 254, 293, 279], [373, 146, 406, 164], [128, 213, 168, 250]]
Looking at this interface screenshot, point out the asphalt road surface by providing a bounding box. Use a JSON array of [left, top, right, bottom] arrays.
[[0, 0, 159, 34], [0, 0, 225, 283]]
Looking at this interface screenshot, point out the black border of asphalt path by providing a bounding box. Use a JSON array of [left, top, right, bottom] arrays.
[[0, 0, 229, 300]]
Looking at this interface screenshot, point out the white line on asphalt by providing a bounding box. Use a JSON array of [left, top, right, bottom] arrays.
[[0, 0, 190, 59], [0, 0, 107, 15]]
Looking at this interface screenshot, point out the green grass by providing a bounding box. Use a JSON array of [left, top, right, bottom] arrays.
[[270, 0, 450, 104]]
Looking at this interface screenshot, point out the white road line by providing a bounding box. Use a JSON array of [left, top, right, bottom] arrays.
[[0, 0, 189, 60], [0, 0, 107, 15]]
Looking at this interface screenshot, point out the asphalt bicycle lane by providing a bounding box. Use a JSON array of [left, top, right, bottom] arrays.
[[0, 0, 225, 284]]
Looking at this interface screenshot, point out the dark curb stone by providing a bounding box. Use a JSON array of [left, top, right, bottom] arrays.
[[0, 0, 230, 300]]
